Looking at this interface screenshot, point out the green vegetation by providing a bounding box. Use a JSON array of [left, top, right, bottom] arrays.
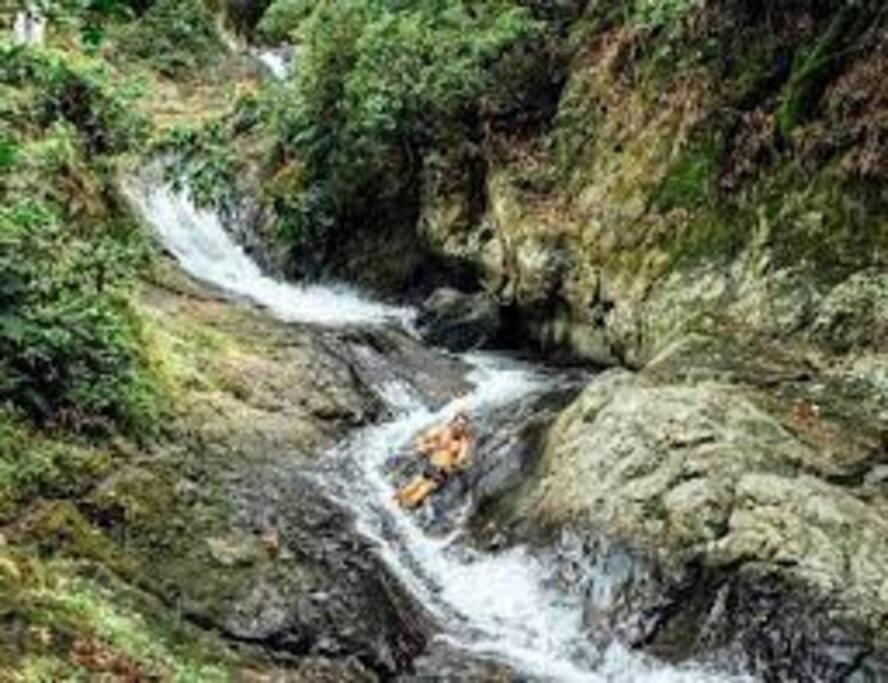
[[157, 120, 242, 207], [0, 0, 886, 678], [256, 0, 313, 42], [0, 413, 112, 522], [115, 0, 223, 78], [631, 0, 697, 28], [776, 4, 870, 137], [0, 550, 233, 680], [264, 0, 541, 244], [0, 44, 158, 435], [651, 137, 720, 213], [0, 4, 315, 680]]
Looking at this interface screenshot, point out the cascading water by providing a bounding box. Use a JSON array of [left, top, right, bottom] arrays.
[[255, 49, 290, 79], [128, 175, 752, 682], [123, 174, 412, 328]]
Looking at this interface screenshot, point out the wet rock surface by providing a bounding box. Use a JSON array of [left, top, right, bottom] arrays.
[[13, 260, 883, 679], [417, 287, 503, 353], [477, 332, 888, 680], [11, 271, 478, 679], [404, 640, 519, 681]]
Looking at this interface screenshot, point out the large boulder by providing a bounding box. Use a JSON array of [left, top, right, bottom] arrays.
[[483, 334, 888, 680], [417, 287, 502, 352]]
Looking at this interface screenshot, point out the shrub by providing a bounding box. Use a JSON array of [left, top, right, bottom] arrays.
[[0, 43, 148, 155], [269, 0, 541, 245], [0, 41, 157, 436], [115, 0, 223, 78], [0, 200, 157, 434], [256, 0, 312, 42]]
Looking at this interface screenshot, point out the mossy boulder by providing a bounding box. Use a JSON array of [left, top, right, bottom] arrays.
[[481, 332, 888, 679]]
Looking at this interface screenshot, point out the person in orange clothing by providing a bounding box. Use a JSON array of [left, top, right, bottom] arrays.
[[394, 412, 474, 508]]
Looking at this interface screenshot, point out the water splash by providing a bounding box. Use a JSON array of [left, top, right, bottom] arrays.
[[123, 175, 412, 327]]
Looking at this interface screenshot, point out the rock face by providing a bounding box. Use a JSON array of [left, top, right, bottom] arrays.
[[481, 333, 888, 680], [4, 267, 479, 679], [412, 3, 887, 368], [416, 287, 503, 352]]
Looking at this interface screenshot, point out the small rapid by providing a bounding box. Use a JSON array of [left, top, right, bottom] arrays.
[[316, 355, 746, 682], [129, 177, 750, 682]]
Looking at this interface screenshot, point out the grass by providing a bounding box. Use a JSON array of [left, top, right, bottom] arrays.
[[0, 552, 234, 681], [0, 415, 114, 523], [776, 5, 870, 137]]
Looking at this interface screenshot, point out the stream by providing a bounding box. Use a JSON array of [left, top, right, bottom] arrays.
[[124, 176, 751, 682]]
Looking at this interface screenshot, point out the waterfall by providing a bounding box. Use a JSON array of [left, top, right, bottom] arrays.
[[255, 48, 290, 79], [127, 172, 753, 682], [123, 173, 412, 328]]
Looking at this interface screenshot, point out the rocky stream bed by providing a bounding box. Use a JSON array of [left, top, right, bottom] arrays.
[[106, 171, 888, 682]]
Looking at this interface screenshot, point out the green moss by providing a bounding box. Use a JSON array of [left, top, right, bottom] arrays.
[[55, 576, 231, 681], [0, 416, 115, 523], [765, 168, 888, 285], [668, 211, 750, 270], [18, 502, 135, 577], [0, 549, 236, 681], [652, 136, 721, 213]]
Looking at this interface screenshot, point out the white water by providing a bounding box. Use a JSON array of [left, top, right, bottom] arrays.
[[123, 176, 412, 327], [256, 49, 289, 79], [134, 178, 749, 681], [320, 356, 746, 682], [13, 9, 46, 46]]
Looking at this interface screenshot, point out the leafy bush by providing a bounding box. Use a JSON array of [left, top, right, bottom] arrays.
[[0, 200, 156, 434], [155, 122, 241, 208], [256, 0, 313, 42], [0, 41, 157, 436], [0, 43, 149, 155], [115, 0, 222, 78], [268, 0, 541, 245]]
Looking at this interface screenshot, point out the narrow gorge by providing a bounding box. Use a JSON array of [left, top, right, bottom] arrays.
[[0, 1, 885, 681]]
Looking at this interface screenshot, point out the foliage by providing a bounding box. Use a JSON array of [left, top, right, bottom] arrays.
[[0, 413, 112, 521], [0, 41, 157, 436], [0, 135, 17, 169], [155, 121, 241, 209], [256, 0, 312, 42], [115, 0, 222, 78], [776, 4, 870, 137], [0, 200, 157, 434], [652, 137, 720, 212], [267, 0, 541, 246], [0, 43, 149, 155], [632, 0, 699, 28]]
